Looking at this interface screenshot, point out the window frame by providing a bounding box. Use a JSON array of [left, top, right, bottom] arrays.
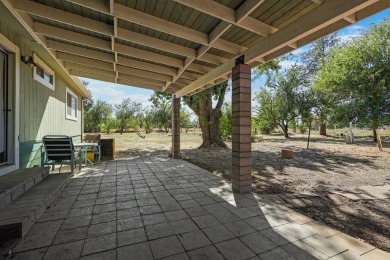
[[65, 87, 78, 121], [33, 53, 55, 91]]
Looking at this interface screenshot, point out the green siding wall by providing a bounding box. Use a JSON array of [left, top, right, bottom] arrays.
[[0, 18, 83, 168]]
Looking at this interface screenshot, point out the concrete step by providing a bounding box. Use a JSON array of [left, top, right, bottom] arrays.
[[0, 167, 50, 209], [0, 173, 71, 241]]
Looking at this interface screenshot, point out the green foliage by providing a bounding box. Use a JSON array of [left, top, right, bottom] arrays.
[[299, 123, 308, 134], [115, 98, 142, 134], [153, 102, 171, 132], [315, 19, 390, 134], [84, 100, 113, 133], [143, 110, 154, 134], [104, 118, 117, 134], [180, 110, 192, 129], [219, 103, 232, 139], [255, 62, 312, 137]]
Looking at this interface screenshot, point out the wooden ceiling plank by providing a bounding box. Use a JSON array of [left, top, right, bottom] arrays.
[[69, 70, 116, 83], [47, 40, 115, 63], [57, 52, 115, 71], [116, 65, 173, 83], [15, 0, 113, 36], [118, 73, 166, 87], [116, 27, 196, 59], [116, 56, 178, 76], [34, 23, 112, 51], [65, 0, 110, 14], [117, 78, 162, 91], [114, 2, 208, 45], [174, 0, 277, 37], [64, 62, 117, 77], [236, 0, 267, 23], [175, 0, 380, 97], [114, 43, 184, 68]]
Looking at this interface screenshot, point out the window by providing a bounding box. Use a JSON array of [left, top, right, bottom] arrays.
[[33, 54, 55, 90], [66, 88, 77, 121]]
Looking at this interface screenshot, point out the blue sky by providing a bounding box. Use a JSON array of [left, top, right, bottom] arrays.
[[81, 9, 390, 110]]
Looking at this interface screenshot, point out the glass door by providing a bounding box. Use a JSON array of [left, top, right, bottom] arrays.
[[0, 50, 8, 165]]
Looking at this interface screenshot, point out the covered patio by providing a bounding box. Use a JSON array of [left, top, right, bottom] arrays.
[[7, 157, 388, 259]]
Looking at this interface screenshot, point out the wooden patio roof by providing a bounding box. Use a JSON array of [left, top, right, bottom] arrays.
[[3, 0, 389, 97]]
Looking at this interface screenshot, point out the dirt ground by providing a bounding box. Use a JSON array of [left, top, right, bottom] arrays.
[[104, 131, 390, 252]]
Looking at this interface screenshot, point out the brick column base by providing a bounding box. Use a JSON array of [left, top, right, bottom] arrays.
[[171, 97, 181, 159], [231, 63, 252, 193]]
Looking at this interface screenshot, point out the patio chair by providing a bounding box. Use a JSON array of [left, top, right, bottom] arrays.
[[42, 135, 77, 174], [84, 134, 101, 163]]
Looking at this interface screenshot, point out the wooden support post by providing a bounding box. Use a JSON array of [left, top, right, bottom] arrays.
[[171, 96, 181, 159], [231, 59, 252, 193]]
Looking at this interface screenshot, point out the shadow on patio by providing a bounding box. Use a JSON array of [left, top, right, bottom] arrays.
[[4, 157, 388, 259]]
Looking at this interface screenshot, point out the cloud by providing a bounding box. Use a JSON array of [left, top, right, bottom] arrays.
[[80, 78, 154, 108]]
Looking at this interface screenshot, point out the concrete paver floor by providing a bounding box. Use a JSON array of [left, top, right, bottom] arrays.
[[6, 157, 390, 260]]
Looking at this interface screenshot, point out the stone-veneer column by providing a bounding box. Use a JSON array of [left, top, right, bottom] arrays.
[[231, 63, 252, 193], [171, 96, 181, 159]]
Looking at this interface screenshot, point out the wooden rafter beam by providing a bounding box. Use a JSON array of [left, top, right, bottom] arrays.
[[175, 0, 382, 97], [174, 0, 277, 37]]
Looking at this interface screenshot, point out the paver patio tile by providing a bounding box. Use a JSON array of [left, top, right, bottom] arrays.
[[67, 206, 93, 217], [95, 196, 116, 205], [177, 230, 212, 250], [140, 205, 163, 215], [259, 247, 296, 260], [361, 249, 390, 260], [91, 211, 117, 224], [260, 227, 298, 246], [145, 222, 175, 240], [170, 218, 199, 234], [13, 231, 57, 253], [117, 241, 153, 260], [117, 200, 137, 209], [118, 227, 147, 247], [192, 215, 220, 228], [244, 216, 272, 231], [87, 220, 116, 237], [37, 209, 69, 222], [224, 220, 257, 236], [117, 194, 136, 202], [212, 210, 241, 224], [178, 199, 200, 209], [82, 233, 116, 256], [137, 198, 158, 206], [160, 253, 189, 260], [117, 216, 143, 231], [301, 234, 347, 257], [5, 247, 48, 260], [164, 209, 189, 221], [52, 226, 88, 245], [93, 203, 116, 214], [187, 245, 224, 260], [26, 219, 63, 236], [327, 233, 375, 255], [159, 202, 182, 211], [215, 238, 255, 260], [61, 215, 91, 230], [149, 236, 185, 259], [43, 240, 84, 260], [263, 212, 291, 227], [203, 204, 226, 214], [184, 206, 209, 217], [239, 232, 278, 254], [80, 249, 116, 260], [117, 207, 141, 219], [202, 224, 235, 243], [142, 213, 168, 226], [72, 199, 95, 208], [283, 240, 328, 260]]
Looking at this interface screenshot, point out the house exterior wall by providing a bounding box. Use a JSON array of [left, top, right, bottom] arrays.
[[0, 21, 82, 169]]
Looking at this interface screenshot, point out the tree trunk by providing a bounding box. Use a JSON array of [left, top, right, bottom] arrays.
[[185, 87, 228, 149], [319, 122, 327, 136], [373, 128, 378, 142], [281, 124, 289, 138]]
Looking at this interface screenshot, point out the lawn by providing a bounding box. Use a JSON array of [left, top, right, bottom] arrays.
[[101, 130, 390, 252]]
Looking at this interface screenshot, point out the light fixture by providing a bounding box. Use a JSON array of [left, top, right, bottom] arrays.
[[21, 55, 37, 67]]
